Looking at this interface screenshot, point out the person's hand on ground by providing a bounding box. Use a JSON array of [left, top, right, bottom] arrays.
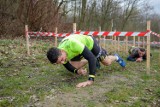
[[76, 80, 93, 88], [136, 57, 143, 62]]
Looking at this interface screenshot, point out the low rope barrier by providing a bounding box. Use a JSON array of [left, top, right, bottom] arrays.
[[104, 39, 160, 45], [28, 30, 159, 38], [151, 41, 160, 44], [28, 30, 152, 37], [28, 32, 55, 37], [151, 31, 160, 38]]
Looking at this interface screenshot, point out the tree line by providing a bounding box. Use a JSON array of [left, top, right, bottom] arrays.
[[0, 0, 159, 38]]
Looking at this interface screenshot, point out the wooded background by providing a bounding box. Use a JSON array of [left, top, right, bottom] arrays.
[[0, 0, 160, 38]]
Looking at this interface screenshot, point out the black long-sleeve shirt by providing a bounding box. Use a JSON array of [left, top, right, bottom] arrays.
[[63, 46, 96, 81]]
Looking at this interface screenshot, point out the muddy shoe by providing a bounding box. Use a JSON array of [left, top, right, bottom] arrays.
[[115, 54, 126, 67]]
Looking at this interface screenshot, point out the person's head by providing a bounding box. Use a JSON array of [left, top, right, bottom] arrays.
[[138, 48, 146, 57], [47, 47, 67, 64]]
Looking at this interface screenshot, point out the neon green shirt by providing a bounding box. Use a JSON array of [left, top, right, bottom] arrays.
[[58, 34, 94, 62]]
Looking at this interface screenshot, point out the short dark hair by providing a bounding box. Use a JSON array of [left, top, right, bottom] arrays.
[[139, 48, 145, 52], [47, 47, 60, 64]]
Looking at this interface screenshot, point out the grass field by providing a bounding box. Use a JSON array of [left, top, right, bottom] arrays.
[[0, 38, 160, 107]]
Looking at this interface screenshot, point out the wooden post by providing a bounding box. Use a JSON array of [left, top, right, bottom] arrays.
[[103, 30, 106, 49], [111, 20, 114, 51], [138, 37, 140, 47], [143, 37, 145, 48], [126, 36, 128, 54], [73, 23, 76, 33], [146, 21, 151, 74], [114, 36, 117, 52], [118, 37, 120, 52], [103, 35, 106, 49], [98, 26, 101, 46], [133, 36, 135, 46], [54, 27, 58, 47], [111, 19, 113, 40], [25, 25, 30, 56]]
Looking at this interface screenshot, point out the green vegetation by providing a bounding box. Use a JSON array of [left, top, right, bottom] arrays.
[[0, 38, 160, 107]]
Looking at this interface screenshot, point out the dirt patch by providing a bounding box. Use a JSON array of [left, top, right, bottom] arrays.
[[38, 75, 129, 107]]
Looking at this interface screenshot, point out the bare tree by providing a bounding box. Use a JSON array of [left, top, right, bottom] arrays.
[[0, 0, 19, 37], [79, 0, 87, 29]]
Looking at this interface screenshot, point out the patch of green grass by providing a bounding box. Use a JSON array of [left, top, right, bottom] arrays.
[[155, 88, 160, 98], [155, 73, 160, 81], [103, 70, 159, 106], [0, 100, 12, 107], [85, 100, 96, 107], [140, 73, 152, 81], [131, 100, 149, 107], [105, 87, 133, 102]]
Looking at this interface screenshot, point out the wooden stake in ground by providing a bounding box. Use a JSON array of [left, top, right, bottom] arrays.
[[142, 37, 145, 48], [54, 27, 58, 47], [138, 37, 140, 47], [125, 36, 128, 54], [146, 21, 151, 74], [25, 25, 30, 56], [114, 35, 117, 52], [73, 23, 76, 33], [98, 26, 101, 46], [133, 36, 135, 46], [118, 37, 120, 52]]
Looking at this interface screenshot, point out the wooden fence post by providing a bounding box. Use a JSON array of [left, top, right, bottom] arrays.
[[98, 26, 101, 45], [146, 21, 151, 74], [118, 37, 120, 52], [25, 25, 30, 56], [73, 23, 76, 33], [143, 37, 145, 48], [126, 36, 128, 54], [133, 36, 135, 46], [138, 37, 140, 47], [54, 27, 58, 47], [111, 19, 113, 40], [114, 33, 117, 52]]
